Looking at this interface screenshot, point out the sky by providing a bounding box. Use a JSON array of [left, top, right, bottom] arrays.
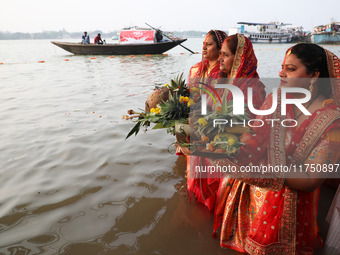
[[0, 0, 339, 33]]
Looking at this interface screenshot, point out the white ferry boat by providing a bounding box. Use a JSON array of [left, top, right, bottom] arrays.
[[230, 22, 293, 43]]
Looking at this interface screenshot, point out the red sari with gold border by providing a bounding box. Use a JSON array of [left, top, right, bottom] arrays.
[[213, 49, 340, 254], [187, 34, 266, 211]]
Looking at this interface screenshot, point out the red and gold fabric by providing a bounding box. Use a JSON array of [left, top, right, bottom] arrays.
[[213, 48, 340, 254], [188, 30, 228, 88], [187, 34, 266, 211]]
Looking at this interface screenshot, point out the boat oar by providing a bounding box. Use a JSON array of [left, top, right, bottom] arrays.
[[145, 23, 195, 54]]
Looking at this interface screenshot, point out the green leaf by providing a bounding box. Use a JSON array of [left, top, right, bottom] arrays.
[[125, 122, 141, 139], [153, 122, 166, 129]]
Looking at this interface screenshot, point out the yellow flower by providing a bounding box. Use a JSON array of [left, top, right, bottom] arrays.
[[228, 139, 235, 146], [180, 96, 189, 103], [164, 83, 170, 87], [187, 101, 190, 107], [150, 107, 161, 114], [198, 118, 208, 126]]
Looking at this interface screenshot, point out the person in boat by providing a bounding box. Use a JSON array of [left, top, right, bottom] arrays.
[[213, 43, 340, 254], [155, 31, 163, 42], [94, 33, 104, 45], [186, 34, 266, 211], [82, 31, 90, 44]]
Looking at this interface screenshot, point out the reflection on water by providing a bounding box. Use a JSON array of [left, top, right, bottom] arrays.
[[0, 39, 339, 254]]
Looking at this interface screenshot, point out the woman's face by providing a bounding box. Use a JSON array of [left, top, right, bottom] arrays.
[[202, 34, 219, 61], [219, 41, 235, 77], [279, 53, 315, 88]]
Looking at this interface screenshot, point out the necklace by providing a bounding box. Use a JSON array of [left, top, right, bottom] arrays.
[[294, 95, 320, 120]]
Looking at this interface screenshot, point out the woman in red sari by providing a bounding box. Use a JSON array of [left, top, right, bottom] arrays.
[[176, 30, 227, 156], [188, 30, 227, 87], [213, 43, 340, 254], [187, 34, 266, 211], [176, 31, 226, 152]]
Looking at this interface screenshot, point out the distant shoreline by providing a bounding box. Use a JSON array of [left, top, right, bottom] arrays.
[[0, 30, 207, 40]]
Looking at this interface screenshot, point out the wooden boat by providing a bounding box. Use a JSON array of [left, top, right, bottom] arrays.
[[51, 27, 187, 55], [51, 39, 187, 55]]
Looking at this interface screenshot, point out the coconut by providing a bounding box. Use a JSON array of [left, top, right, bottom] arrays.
[[145, 87, 171, 112]]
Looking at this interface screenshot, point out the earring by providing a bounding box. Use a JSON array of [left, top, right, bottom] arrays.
[[309, 79, 315, 94]]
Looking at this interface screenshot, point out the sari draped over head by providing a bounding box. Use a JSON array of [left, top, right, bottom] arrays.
[[188, 30, 227, 87], [213, 48, 340, 254], [187, 34, 266, 211], [222, 33, 265, 112]]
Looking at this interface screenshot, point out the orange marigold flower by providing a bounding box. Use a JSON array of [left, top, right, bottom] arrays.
[[323, 98, 335, 107], [202, 136, 209, 142], [216, 106, 222, 113], [208, 143, 215, 151]]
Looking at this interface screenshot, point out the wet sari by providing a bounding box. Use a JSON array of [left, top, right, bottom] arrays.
[[187, 34, 266, 211], [213, 49, 340, 254]]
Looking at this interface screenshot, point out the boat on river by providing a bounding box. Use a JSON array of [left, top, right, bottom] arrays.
[[311, 21, 340, 44], [230, 22, 295, 43], [51, 27, 187, 55]]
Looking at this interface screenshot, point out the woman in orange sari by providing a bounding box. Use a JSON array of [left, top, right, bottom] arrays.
[[187, 34, 266, 211], [213, 43, 340, 254]]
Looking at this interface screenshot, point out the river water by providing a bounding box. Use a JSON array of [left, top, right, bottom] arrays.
[[0, 38, 339, 255]]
